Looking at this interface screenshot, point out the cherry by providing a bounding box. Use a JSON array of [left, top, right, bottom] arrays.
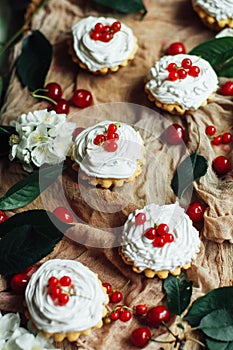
[[53, 98, 70, 114], [167, 42, 186, 55], [220, 81, 233, 96], [156, 223, 169, 236], [181, 58, 192, 69], [72, 127, 85, 141], [131, 327, 151, 348], [205, 125, 216, 136], [222, 132, 233, 144], [93, 134, 106, 145], [94, 22, 104, 32], [163, 123, 185, 145], [146, 305, 171, 328], [102, 282, 112, 294], [0, 210, 7, 223], [110, 310, 120, 321], [72, 89, 93, 108], [108, 123, 118, 133], [164, 233, 174, 243], [111, 21, 121, 33], [110, 291, 123, 303], [152, 236, 165, 248], [11, 273, 30, 294], [144, 227, 157, 240], [119, 309, 132, 322], [167, 62, 177, 72], [212, 135, 222, 146], [104, 141, 118, 152], [48, 276, 59, 287], [45, 82, 62, 101], [188, 65, 200, 77], [186, 202, 206, 223], [212, 155, 231, 175], [60, 276, 72, 287], [53, 207, 73, 224], [135, 213, 146, 225], [135, 304, 148, 315], [167, 70, 179, 81], [58, 293, 70, 306], [177, 68, 187, 79]]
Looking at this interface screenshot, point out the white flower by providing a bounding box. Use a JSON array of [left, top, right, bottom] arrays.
[[0, 313, 20, 341]]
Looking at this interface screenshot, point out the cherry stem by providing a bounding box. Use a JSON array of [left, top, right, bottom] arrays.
[[161, 321, 178, 339], [186, 336, 205, 348], [149, 337, 175, 344], [119, 279, 131, 291], [31, 89, 57, 105]]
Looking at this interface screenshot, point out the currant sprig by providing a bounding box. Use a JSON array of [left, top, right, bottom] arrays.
[[48, 275, 73, 306], [90, 21, 121, 42], [144, 222, 174, 248], [93, 123, 120, 152], [166, 58, 200, 82]]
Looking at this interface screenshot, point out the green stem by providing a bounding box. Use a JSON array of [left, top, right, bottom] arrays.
[[186, 337, 205, 348], [162, 321, 178, 339], [149, 338, 175, 344], [31, 89, 57, 105]]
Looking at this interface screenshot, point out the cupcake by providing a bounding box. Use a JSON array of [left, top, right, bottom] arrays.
[[192, 0, 233, 31], [69, 16, 138, 74], [145, 54, 218, 115], [25, 259, 108, 342], [119, 203, 201, 279], [72, 120, 145, 188]]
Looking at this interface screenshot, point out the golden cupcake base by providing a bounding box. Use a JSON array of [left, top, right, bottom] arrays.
[[193, 5, 233, 31]]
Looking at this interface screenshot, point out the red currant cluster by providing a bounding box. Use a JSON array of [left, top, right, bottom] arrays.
[[93, 123, 119, 152], [167, 58, 200, 81], [48, 275, 73, 306], [205, 125, 232, 146], [11, 264, 39, 294], [90, 21, 121, 42]]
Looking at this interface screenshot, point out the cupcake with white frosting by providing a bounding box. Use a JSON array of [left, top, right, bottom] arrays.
[[72, 120, 145, 188], [25, 259, 108, 342], [120, 203, 201, 279], [192, 0, 233, 31], [145, 54, 218, 115], [69, 16, 138, 74]]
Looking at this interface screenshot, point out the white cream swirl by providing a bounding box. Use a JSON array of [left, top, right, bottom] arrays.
[[73, 121, 144, 179], [192, 0, 233, 21], [25, 259, 107, 333], [145, 54, 218, 110], [72, 16, 136, 71], [121, 203, 201, 272]]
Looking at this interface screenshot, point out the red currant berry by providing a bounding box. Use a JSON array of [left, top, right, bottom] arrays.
[[90, 30, 101, 40], [188, 65, 200, 77], [146, 305, 171, 328], [131, 327, 151, 348], [94, 22, 104, 32], [101, 31, 113, 42], [156, 223, 169, 236], [60, 276, 72, 287], [144, 227, 157, 240], [106, 132, 119, 140], [163, 123, 185, 145], [177, 68, 187, 79], [11, 273, 30, 294], [135, 213, 146, 225], [110, 291, 123, 303], [108, 123, 118, 133], [48, 276, 59, 287], [167, 71, 179, 81], [220, 81, 233, 96], [152, 236, 165, 248], [54, 98, 70, 114], [119, 309, 132, 322], [104, 141, 118, 152], [164, 233, 174, 243], [110, 310, 120, 321], [212, 155, 231, 175], [135, 304, 148, 315], [222, 132, 233, 144], [93, 134, 106, 145], [58, 293, 70, 306], [186, 202, 206, 223], [102, 282, 112, 294], [72, 89, 93, 108], [49, 285, 62, 298], [53, 207, 73, 224], [111, 21, 121, 33], [205, 125, 216, 136], [167, 42, 186, 55], [166, 63, 177, 72], [45, 82, 62, 101], [181, 58, 192, 69], [103, 25, 111, 32], [72, 127, 85, 141], [212, 135, 222, 146], [0, 210, 7, 223]]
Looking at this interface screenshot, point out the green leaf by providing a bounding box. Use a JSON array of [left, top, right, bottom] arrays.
[[184, 286, 233, 327], [171, 152, 208, 198], [189, 37, 233, 77], [16, 30, 52, 91], [0, 209, 72, 275], [0, 164, 65, 210], [198, 309, 233, 342], [91, 0, 147, 14], [163, 273, 193, 315], [206, 337, 233, 350], [0, 125, 16, 156]]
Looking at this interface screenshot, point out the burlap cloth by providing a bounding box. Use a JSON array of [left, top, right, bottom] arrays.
[[0, 0, 232, 349]]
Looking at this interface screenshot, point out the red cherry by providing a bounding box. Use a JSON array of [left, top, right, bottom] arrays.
[[119, 309, 132, 322], [188, 65, 200, 77], [163, 123, 185, 145], [102, 282, 112, 294], [94, 22, 104, 32], [110, 310, 120, 321], [167, 71, 179, 81], [146, 305, 171, 328], [205, 125, 216, 136], [108, 123, 118, 133], [101, 31, 113, 42], [144, 227, 157, 240], [58, 293, 70, 306], [90, 30, 101, 40], [167, 42, 186, 55], [164, 233, 175, 243], [186, 202, 206, 223], [93, 134, 106, 145], [220, 81, 233, 96], [72, 89, 93, 108], [104, 141, 118, 152], [110, 291, 123, 303], [222, 132, 233, 144], [212, 155, 231, 175], [49, 285, 62, 298], [131, 327, 151, 348], [212, 135, 222, 146], [177, 68, 187, 79], [72, 127, 85, 141], [181, 58, 192, 69], [135, 304, 148, 315], [152, 236, 165, 248], [48, 276, 59, 287], [53, 207, 73, 224], [23, 264, 39, 277], [11, 273, 30, 294], [60, 276, 72, 287], [167, 63, 177, 72], [0, 210, 7, 223], [135, 213, 146, 225], [54, 98, 70, 114], [111, 21, 121, 33], [45, 82, 62, 101], [156, 223, 169, 236]]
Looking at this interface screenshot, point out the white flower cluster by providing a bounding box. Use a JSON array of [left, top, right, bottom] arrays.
[[0, 312, 59, 350], [9, 109, 76, 172]]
